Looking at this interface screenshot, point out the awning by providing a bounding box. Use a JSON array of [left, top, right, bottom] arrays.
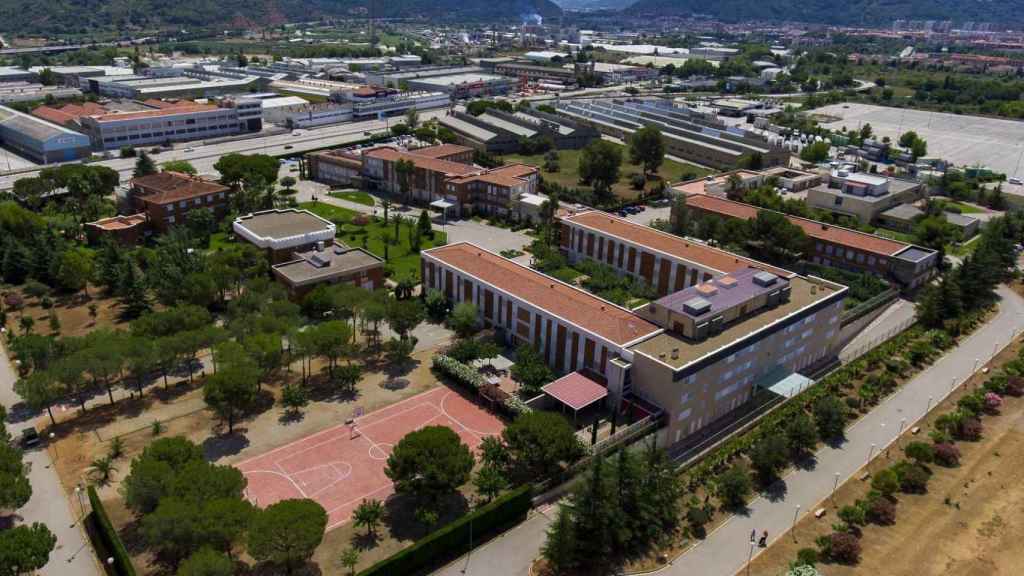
[[755, 365, 814, 399], [542, 372, 608, 411], [430, 199, 456, 210]]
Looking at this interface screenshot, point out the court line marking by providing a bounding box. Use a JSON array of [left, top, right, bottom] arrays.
[[243, 469, 308, 499]]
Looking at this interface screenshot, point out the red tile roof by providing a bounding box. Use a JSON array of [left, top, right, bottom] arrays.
[[86, 213, 148, 231], [364, 146, 478, 176], [132, 171, 230, 205], [31, 102, 108, 125], [542, 372, 608, 411], [410, 143, 473, 159], [426, 242, 660, 346], [562, 210, 794, 278], [684, 194, 910, 256]]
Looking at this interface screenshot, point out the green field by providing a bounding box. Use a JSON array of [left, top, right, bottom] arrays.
[[300, 202, 445, 280], [501, 146, 712, 202], [329, 190, 376, 206], [874, 228, 917, 244], [944, 201, 985, 214]]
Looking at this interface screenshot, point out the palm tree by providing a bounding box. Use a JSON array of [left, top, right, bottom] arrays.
[[394, 159, 416, 206], [88, 456, 118, 487], [352, 498, 384, 537]]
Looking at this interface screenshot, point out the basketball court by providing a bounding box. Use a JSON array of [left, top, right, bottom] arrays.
[[236, 385, 505, 530]]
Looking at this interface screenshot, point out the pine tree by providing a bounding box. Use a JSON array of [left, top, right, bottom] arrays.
[[119, 264, 151, 318], [542, 505, 577, 574], [571, 455, 618, 568], [134, 151, 157, 178]]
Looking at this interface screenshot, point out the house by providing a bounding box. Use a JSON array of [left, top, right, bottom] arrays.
[[128, 172, 233, 233], [272, 241, 384, 298]]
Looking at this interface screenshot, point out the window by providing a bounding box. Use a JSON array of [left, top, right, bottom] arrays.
[[167, 216, 175, 224], [868, 256, 876, 265], [834, 196, 843, 206]]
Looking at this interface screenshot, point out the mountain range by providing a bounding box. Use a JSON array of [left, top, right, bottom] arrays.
[[0, 0, 563, 35], [625, 0, 1024, 27]]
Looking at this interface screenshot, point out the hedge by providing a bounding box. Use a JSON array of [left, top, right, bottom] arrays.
[[359, 485, 532, 576], [86, 485, 136, 576]]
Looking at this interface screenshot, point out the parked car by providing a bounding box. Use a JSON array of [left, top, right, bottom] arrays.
[[20, 427, 40, 448], [284, 145, 293, 150]]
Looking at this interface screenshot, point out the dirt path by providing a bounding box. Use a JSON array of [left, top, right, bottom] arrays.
[[749, 356, 1024, 576]]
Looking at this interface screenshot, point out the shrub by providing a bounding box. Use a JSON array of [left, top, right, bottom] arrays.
[[837, 504, 866, 531], [957, 392, 985, 416], [1005, 376, 1024, 397], [715, 463, 753, 510], [983, 392, 1002, 414], [893, 460, 931, 494], [686, 505, 711, 537], [795, 547, 819, 567], [844, 396, 862, 410], [959, 417, 983, 441], [359, 486, 531, 576], [865, 496, 896, 525], [933, 442, 961, 467], [821, 531, 861, 565], [87, 486, 136, 576], [870, 468, 900, 498], [903, 441, 935, 464]]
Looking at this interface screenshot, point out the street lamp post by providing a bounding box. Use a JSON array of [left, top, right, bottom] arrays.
[[867, 443, 877, 466], [831, 472, 841, 507], [791, 505, 801, 542], [926, 395, 933, 415], [745, 540, 756, 576]]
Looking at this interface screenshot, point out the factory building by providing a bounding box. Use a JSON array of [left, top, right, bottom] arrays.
[[0, 104, 92, 163]]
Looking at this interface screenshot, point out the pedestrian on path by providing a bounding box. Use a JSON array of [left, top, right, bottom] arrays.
[[758, 530, 768, 547]]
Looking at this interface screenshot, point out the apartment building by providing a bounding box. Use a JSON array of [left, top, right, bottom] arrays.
[[558, 210, 793, 297], [422, 242, 663, 384], [682, 193, 939, 289], [359, 143, 539, 218], [128, 172, 233, 233], [423, 242, 847, 448], [630, 269, 846, 444]]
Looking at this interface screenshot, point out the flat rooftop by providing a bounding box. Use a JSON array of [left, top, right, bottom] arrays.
[[657, 268, 788, 322], [274, 243, 382, 285], [413, 73, 508, 87], [234, 209, 335, 240], [561, 210, 794, 278], [631, 276, 844, 370], [425, 242, 660, 346]]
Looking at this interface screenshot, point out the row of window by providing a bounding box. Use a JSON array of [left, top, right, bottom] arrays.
[[165, 192, 227, 212], [815, 242, 888, 267], [103, 123, 238, 144]]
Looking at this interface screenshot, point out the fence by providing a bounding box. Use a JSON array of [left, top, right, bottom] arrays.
[[839, 314, 917, 364], [840, 287, 900, 326], [588, 413, 659, 455]]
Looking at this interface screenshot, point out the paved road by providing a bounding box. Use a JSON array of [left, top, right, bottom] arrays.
[[0, 109, 448, 191], [0, 339, 101, 576], [433, 285, 1024, 576]]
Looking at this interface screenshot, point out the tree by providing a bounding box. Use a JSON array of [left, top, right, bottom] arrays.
[[715, 463, 752, 509], [870, 468, 900, 498], [799, 141, 831, 163], [501, 411, 582, 479], [280, 384, 308, 416], [394, 159, 416, 204], [385, 298, 425, 340], [417, 209, 433, 239], [859, 123, 873, 141], [279, 176, 297, 193], [812, 395, 847, 440], [0, 523, 56, 576], [55, 247, 94, 295], [123, 437, 205, 515], [203, 363, 260, 433], [628, 125, 665, 177], [448, 302, 479, 338], [162, 160, 197, 175], [248, 499, 327, 575], [569, 456, 618, 568], [310, 320, 352, 379], [214, 153, 279, 189], [903, 441, 935, 464], [385, 425, 474, 508], [510, 344, 555, 394], [177, 547, 234, 576], [541, 505, 577, 574], [473, 464, 507, 503], [340, 548, 360, 575], [88, 455, 118, 487], [785, 411, 819, 457], [135, 151, 158, 178], [352, 498, 384, 537], [404, 107, 420, 129], [0, 412, 31, 511], [749, 434, 789, 483], [578, 140, 622, 203], [14, 370, 62, 426], [384, 337, 415, 365]]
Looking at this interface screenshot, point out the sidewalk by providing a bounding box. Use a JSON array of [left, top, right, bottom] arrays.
[[433, 285, 1024, 576], [0, 341, 101, 576]]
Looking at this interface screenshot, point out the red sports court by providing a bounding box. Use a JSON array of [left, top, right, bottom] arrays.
[[237, 385, 505, 530]]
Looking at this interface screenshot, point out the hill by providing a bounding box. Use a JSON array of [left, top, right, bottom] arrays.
[[0, 0, 563, 36], [625, 0, 1024, 27]]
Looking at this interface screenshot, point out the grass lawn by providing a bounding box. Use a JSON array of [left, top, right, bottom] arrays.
[[951, 234, 983, 257], [502, 145, 712, 202], [328, 189, 376, 206], [945, 201, 985, 214], [207, 232, 234, 252], [300, 201, 446, 280], [874, 227, 918, 243]]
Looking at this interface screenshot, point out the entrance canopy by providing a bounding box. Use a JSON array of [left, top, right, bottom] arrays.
[[755, 365, 814, 399], [430, 199, 456, 210], [542, 371, 608, 412]]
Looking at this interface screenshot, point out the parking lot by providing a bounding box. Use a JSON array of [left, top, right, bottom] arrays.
[[813, 103, 1024, 179]]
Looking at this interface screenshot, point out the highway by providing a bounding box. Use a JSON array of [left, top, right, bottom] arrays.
[[0, 108, 449, 190]]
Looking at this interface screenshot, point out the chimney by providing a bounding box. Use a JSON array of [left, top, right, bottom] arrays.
[[671, 348, 679, 359], [316, 241, 325, 252]]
